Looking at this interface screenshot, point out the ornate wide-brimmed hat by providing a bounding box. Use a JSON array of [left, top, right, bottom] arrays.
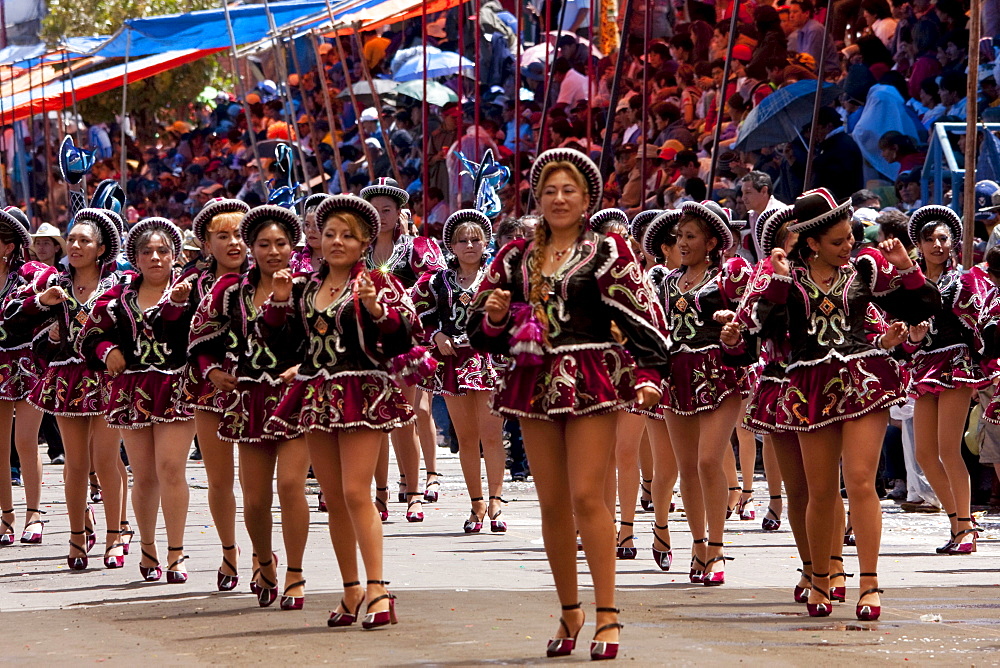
[[192, 198, 251, 244], [757, 205, 798, 256], [529, 148, 603, 214], [240, 204, 304, 247], [58, 135, 95, 186], [301, 193, 331, 215], [315, 194, 381, 240], [442, 209, 493, 254], [630, 209, 663, 240], [0, 208, 31, 248], [360, 177, 409, 207], [30, 221, 65, 251], [788, 188, 852, 234], [124, 217, 183, 267], [90, 179, 127, 216], [680, 200, 735, 251], [908, 204, 962, 247], [642, 209, 683, 260], [589, 208, 629, 233], [72, 208, 122, 265]]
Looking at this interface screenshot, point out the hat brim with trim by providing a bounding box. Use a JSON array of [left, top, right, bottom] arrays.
[[360, 183, 409, 208], [302, 193, 331, 215], [589, 208, 629, 233], [72, 208, 122, 265], [442, 209, 493, 254], [30, 222, 66, 250], [788, 191, 852, 234], [908, 204, 962, 247], [241, 204, 304, 248], [629, 209, 663, 240], [315, 195, 381, 240], [680, 200, 735, 251], [758, 205, 797, 256], [193, 198, 252, 243], [125, 218, 184, 268], [0, 209, 31, 249], [642, 209, 683, 260], [530, 148, 603, 215]]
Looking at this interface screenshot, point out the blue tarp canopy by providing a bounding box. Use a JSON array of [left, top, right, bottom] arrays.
[[0, 39, 105, 67]]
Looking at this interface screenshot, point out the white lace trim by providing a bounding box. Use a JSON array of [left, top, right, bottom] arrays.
[[785, 346, 887, 371]]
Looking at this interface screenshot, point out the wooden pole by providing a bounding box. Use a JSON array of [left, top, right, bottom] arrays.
[[513, 0, 522, 216], [597, 0, 636, 179], [707, 0, 741, 194], [310, 30, 348, 193], [288, 28, 327, 194], [220, 0, 264, 181], [962, 0, 981, 267], [350, 22, 403, 184], [803, 0, 834, 189], [639, 0, 651, 208], [474, 0, 481, 161], [119, 29, 131, 198], [323, 9, 375, 182], [421, 0, 431, 227]]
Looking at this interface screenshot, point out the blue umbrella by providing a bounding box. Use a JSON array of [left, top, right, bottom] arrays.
[[394, 50, 475, 82], [733, 81, 842, 152]]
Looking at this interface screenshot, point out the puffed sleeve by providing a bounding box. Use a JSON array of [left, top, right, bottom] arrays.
[[76, 283, 125, 370], [409, 235, 446, 276], [187, 274, 241, 379], [855, 248, 941, 324], [364, 271, 414, 358], [467, 238, 527, 355], [736, 259, 786, 336], [410, 270, 441, 345], [721, 255, 753, 304], [596, 235, 671, 386], [949, 270, 988, 355], [258, 275, 308, 343], [2, 264, 62, 332]]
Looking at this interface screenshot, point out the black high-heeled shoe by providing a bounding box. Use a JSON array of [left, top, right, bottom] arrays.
[[794, 561, 812, 603], [67, 530, 88, 570], [806, 573, 832, 617], [640, 478, 654, 512], [616, 521, 636, 559], [139, 541, 162, 581], [844, 511, 855, 546], [689, 537, 708, 583], [374, 486, 389, 521], [0, 509, 14, 546], [255, 557, 277, 606], [119, 521, 134, 555], [89, 472, 103, 503], [651, 523, 672, 571], [84, 505, 96, 553], [464, 496, 485, 533], [280, 568, 306, 610], [830, 555, 853, 602], [361, 580, 397, 629], [488, 496, 507, 532], [944, 518, 978, 554], [423, 472, 442, 503], [590, 607, 623, 661], [546, 602, 583, 657], [328, 581, 364, 626], [725, 486, 740, 519], [936, 512, 957, 553], [397, 475, 407, 503], [166, 546, 189, 584], [218, 544, 239, 591], [761, 495, 782, 531]]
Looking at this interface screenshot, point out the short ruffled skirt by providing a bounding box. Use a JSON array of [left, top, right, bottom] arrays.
[[180, 366, 233, 414], [661, 348, 749, 416], [29, 361, 110, 417], [0, 347, 40, 402], [106, 370, 192, 429], [907, 344, 988, 397], [419, 347, 497, 396], [778, 352, 904, 432], [219, 378, 300, 443], [265, 370, 414, 435], [743, 376, 787, 435], [492, 344, 637, 421]]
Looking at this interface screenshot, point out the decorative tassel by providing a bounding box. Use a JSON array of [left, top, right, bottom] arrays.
[[390, 346, 440, 386], [509, 303, 546, 367]]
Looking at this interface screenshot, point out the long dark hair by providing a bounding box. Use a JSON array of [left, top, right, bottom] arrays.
[[789, 213, 851, 264]]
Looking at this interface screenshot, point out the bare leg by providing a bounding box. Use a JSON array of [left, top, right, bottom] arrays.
[[154, 420, 196, 575], [238, 443, 278, 586], [768, 432, 811, 589], [664, 411, 708, 570], [274, 437, 311, 594], [89, 418, 124, 554], [392, 384, 423, 517], [0, 402, 17, 542], [761, 438, 784, 528], [415, 390, 439, 495], [697, 398, 744, 573], [121, 426, 159, 568], [12, 403, 44, 532], [615, 412, 645, 553], [445, 393, 488, 524], [736, 421, 758, 519], [56, 416, 93, 560], [195, 410, 238, 577], [638, 431, 655, 511], [646, 418, 678, 566]]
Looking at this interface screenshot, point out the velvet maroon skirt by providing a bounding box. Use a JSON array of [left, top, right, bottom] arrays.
[[219, 378, 301, 443], [907, 344, 988, 397], [419, 347, 497, 396], [492, 344, 637, 420], [744, 376, 787, 435], [29, 361, 109, 417], [0, 347, 40, 402], [661, 348, 749, 416], [778, 352, 905, 432], [106, 370, 192, 429], [266, 370, 414, 435], [180, 366, 233, 414]]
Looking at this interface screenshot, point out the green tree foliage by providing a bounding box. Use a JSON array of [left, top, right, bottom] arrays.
[[41, 0, 224, 141]]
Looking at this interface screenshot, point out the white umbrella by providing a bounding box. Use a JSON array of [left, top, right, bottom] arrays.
[[394, 51, 475, 82]]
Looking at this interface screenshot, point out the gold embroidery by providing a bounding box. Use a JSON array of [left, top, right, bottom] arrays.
[[676, 296, 688, 312], [316, 318, 328, 335], [819, 297, 836, 316]]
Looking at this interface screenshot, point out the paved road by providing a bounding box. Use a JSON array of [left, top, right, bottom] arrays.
[[2, 445, 999, 666]]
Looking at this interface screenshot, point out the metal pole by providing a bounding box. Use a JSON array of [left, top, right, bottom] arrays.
[[597, 0, 636, 178], [287, 28, 321, 194], [707, 0, 741, 195], [0, 64, 6, 208], [474, 0, 481, 161], [309, 29, 348, 193], [221, 0, 264, 180], [640, 0, 651, 208], [803, 0, 834, 189], [513, 0, 522, 216], [421, 0, 430, 228], [962, 0, 982, 267], [119, 29, 131, 198], [350, 22, 402, 184], [456, 0, 466, 210], [586, 3, 594, 155]]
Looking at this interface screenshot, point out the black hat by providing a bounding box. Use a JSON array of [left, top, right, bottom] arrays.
[[72, 208, 121, 265], [0, 208, 31, 249], [442, 209, 493, 254], [124, 217, 183, 267], [58, 135, 95, 186], [90, 179, 126, 217], [240, 204, 304, 247], [630, 209, 664, 240], [642, 209, 683, 260], [789, 188, 852, 233], [758, 205, 797, 256], [192, 198, 251, 243], [907, 204, 962, 247], [301, 193, 331, 216], [680, 200, 735, 251], [589, 208, 629, 233], [530, 148, 603, 215], [315, 195, 381, 240], [360, 177, 409, 207]]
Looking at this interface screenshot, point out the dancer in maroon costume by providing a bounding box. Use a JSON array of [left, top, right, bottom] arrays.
[[468, 148, 670, 661], [262, 195, 417, 630], [189, 205, 311, 608]]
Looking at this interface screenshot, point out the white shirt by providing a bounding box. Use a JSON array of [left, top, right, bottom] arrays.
[[556, 68, 590, 107], [541, 0, 591, 32]]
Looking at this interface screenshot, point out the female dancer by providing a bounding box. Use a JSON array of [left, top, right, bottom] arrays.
[[765, 188, 939, 619], [78, 218, 195, 583], [413, 209, 505, 533], [291, 194, 326, 273], [901, 205, 987, 555], [469, 148, 670, 660], [655, 200, 753, 586], [189, 205, 311, 608], [360, 178, 444, 521], [173, 198, 250, 589], [6, 209, 124, 570], [0, 209, 48, 547], [262, 195, 417, 629]]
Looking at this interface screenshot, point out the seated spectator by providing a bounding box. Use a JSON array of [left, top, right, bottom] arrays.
[[939, 71, 968, 120], [894, 170, 923, 213], [879, 130, 925, 173]]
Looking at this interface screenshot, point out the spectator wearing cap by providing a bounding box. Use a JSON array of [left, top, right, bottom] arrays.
[[976, 181, 1000, 253], [787, 0, 839, 74], [556, 34, 592, 75], [553, 57, 591, 108], [808, 106, 864, 200], [979, 74, 1000, 113]]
